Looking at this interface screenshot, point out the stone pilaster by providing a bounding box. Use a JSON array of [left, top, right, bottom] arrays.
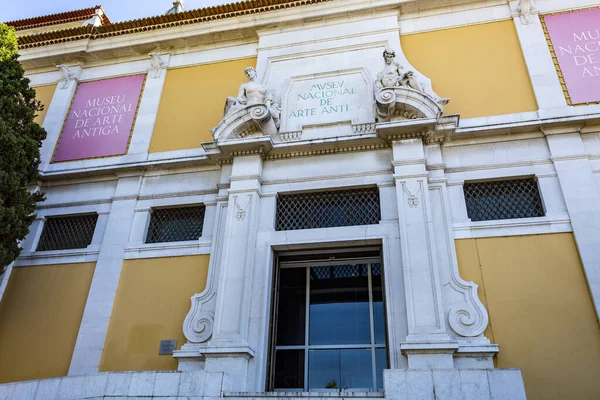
[[425, 143, 496, 368], [201, 154, 264, 391], [544, 127, 600, 321], [393, 138, 457, 369], [68, 173, 142, 375], [126, 58, 169, 157], [510, 5, 569, 116], [38, 66, 82, 170]]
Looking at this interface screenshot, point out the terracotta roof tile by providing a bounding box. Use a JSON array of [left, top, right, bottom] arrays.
[[15, 0, 331, 49], [6, 6, 111, 31]]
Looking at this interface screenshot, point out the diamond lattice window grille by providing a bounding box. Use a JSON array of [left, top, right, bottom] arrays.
[[276, 187, 381, 231], [146, 205, 206, 244], [463, 178, 545, 222], [36, 214, 99, 252], [372, 263, 382, 276], [310, 264, 369, 280]]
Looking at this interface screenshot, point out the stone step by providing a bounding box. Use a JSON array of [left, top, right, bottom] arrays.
[[223, 392, 384, 399]]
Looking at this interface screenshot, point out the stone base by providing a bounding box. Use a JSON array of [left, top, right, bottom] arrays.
[[0, 369, 527, 400], [384, 369, 527, 400]]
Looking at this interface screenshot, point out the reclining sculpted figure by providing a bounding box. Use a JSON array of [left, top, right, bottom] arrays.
[[223, 67, 281, 129]]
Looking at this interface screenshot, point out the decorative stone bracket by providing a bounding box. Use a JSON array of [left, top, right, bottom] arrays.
[[148, 52, 168, 79], [516, 0, 538, 25], [56, 64, 79, 90]]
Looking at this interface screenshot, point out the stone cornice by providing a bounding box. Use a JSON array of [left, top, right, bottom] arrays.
[[34, 111, 600, 182]]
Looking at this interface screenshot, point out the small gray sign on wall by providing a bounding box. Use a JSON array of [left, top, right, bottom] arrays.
[[159, 340, 178, 355]]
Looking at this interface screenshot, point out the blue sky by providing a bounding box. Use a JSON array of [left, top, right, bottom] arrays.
[[1, 1, 232, 23]]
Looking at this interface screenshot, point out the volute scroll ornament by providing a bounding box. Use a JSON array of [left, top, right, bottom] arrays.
[[374, 49, 448, 123], [212, 67, 281, 142]]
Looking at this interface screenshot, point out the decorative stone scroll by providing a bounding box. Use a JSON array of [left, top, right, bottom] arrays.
[[211, 67, 281, 142], [374, 49, 448, 122]]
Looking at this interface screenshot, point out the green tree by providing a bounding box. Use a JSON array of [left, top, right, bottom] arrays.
[[0, 24, 46, 273]]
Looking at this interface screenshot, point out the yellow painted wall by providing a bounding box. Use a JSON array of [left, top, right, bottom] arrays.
[[149, 58, 257, 153], [401, 21, 538, 118], [456, 233, 600, 400], [100, 255, 210, 371], [33, 84, 57, 125], [0, 263, 95, 383]]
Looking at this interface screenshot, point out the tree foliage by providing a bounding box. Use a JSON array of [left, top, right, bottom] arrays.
[[0, 24, 46, 273]]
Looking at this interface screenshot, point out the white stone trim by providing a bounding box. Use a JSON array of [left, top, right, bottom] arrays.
[[512, 10, 568, 112], [14, 203, 111, 265], [13, 249, 101, 267], [453, 216, 573, 239], [0, 263, 14, 304], [68, 174, 143, 376], [249, 222, 407, 388], [446, 159, 571, 238], [544, 130, 600, 321], [0, 370, 230, 400], [124, 241, 213, 260]]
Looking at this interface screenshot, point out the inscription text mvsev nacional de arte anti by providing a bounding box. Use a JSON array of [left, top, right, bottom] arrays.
[[288, 80, 357, 118]]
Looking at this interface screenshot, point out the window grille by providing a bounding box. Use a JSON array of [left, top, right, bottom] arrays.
[[276, 187, 381, 231], [36, 214, 98, 251], [464, 178, 545, 222], [311, 264, 370, 280], [146, 205, 206, 244]]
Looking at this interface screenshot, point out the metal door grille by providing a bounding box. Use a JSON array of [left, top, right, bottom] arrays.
[[276, 188, 381, 231], [37, 214, 98, 251], [464, 178, 545, 222], [311, 264, 370, 280], [146, 205, 205, 244]]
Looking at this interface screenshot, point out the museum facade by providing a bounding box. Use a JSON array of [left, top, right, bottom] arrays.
[[0, 1, 599, 399]]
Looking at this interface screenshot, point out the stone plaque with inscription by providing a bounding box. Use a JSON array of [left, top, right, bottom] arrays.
[[280, 69, 374, 133]]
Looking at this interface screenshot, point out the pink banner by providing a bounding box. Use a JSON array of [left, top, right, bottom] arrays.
[[544, 8, 600, 104], [53, 74, 145, 162]]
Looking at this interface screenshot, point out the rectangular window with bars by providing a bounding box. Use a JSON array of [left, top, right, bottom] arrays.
[[145, 205, 206, 244], [463, 178, 545, 222], [276, 187, 381, 231], [36, 214, 99, 251]]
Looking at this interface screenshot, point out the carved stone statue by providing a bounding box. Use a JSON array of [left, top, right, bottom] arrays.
[[375, 48, 422, 93], [518, 0, 536, 25], [223, 67, 281, 128], [374, 48, 448, 122]]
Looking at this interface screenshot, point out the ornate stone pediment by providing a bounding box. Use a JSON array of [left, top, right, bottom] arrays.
[[203, 50, 457, 160], [375, 86, 444, 122], [374, 48, 449, 123], [211, 103, 278, 142], [203, 67, 281, 158]]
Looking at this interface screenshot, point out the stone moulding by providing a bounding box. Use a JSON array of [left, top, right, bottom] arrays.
[[375, 87, 448, 123]]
